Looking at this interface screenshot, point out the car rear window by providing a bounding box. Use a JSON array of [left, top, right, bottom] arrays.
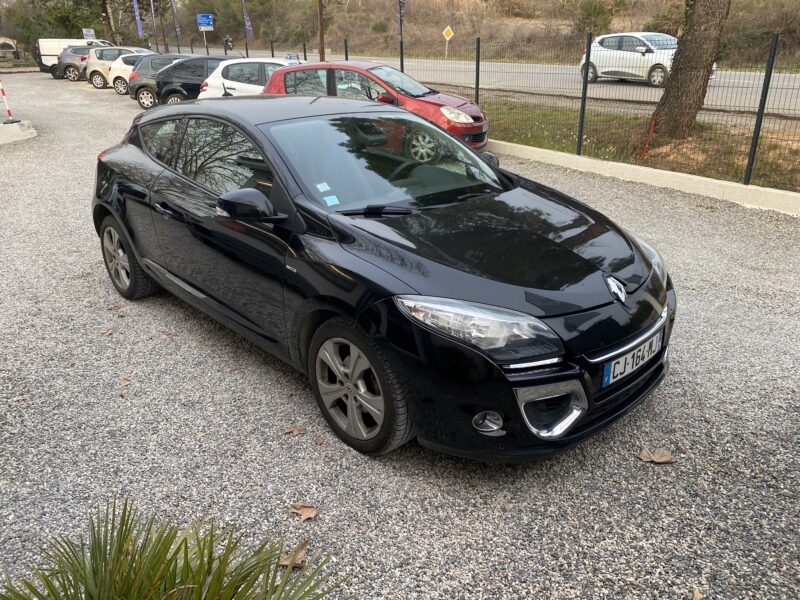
[[285, 69, 328, 95]]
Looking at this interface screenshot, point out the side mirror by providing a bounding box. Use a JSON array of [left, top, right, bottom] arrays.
[[376, 93, 396, 105], [479, 151, 499, 169], [216, 188, 287, 223], [635, 46, 649, 54]]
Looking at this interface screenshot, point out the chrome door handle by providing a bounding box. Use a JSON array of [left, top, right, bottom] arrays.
[[153, 202, 175, 218]]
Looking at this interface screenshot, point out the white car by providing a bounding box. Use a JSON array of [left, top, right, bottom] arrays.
[[198, 57, 300, 98], [580, 32, 716, 87], [108, 54, 142, 95], [86, 46, 152, 89]]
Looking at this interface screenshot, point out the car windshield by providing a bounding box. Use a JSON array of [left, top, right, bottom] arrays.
[[642, 34, 678, 49], [264, 114, 502, 213], [368, 66, 433, 98]]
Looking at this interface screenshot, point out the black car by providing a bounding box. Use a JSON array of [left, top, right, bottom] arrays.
[[154, 56, 231, 105], [92, 97, 676, 461], [129, 53, 188, 109]]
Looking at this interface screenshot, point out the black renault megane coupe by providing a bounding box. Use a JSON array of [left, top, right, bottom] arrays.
[[92, 96, 676, 461]]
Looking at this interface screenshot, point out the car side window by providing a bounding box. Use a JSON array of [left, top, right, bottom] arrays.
[[172, 60, 205, 79], [333, 69, 388, 101], [621, 36, 643, 52], [285, 69, 328, 95], [140, 119, 182, 165], [223, 62, 260, 85], [122, 55, 139, 66], [264, 63, 282, 79], [94, 49, 107, 60], [175, 118, 273, 197], [207, 58, 224, 74], [600, 36, 620, 50], [150, 57, 173, 71]]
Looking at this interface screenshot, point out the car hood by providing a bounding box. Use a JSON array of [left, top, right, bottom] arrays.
[[331, 183, 651, 317], [419, 91, 483, 117]]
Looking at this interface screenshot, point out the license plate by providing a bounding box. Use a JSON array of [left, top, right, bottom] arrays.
[[602, 330, 663, 387]]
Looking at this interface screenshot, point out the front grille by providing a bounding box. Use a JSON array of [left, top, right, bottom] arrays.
[[465, 130, 487, 144]]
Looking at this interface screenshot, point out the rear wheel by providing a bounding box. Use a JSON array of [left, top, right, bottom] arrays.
[[113, 77, 128, 95], [64, 65, 81, 81], [136, 88, 156, 109], [582, 63, 598, 83], [99, 216, 159, 300], [648, 65, 668, 87], [164, 93, 184, 105], [308, 317, 414, 455], [90, 71, 107, 89]]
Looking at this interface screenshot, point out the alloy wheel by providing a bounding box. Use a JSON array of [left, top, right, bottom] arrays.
[[91, 73, 105, 88], [65, 66, 80, 81], [649, 67, 666, 87], [102, 227, 131, 290], [408, 131, 437, 163], [165, 95, 183, 105], [138, 89, 155, 108], [315, 338, 385, 441], [114, 78, 128, 95]]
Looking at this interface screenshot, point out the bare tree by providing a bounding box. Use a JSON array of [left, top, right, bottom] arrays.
[[654, 0, 732, 138], [318, 0, 325, 61]]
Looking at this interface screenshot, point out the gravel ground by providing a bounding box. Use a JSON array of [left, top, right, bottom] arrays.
[[1, 72, 798, 599]]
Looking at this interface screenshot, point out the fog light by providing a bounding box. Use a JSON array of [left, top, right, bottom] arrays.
[[472, 411, 504, 436]]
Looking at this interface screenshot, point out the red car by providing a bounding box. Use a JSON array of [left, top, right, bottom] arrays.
[[263, 61, 488, 161]]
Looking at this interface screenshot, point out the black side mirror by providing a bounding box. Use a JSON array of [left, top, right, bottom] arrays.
[[216, 188, 287, 223], [479, 151, 499, 169]]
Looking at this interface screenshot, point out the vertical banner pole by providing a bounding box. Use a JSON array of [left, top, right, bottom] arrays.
[[148, 0, 159, 52]]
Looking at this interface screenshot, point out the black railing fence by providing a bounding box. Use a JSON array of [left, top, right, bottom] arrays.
[[327, 32, 799, 192]]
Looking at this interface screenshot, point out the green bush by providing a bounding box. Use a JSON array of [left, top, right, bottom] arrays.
[[574, 0, 613, 34], [371, 20, 389, 34], [0, 500, 342, 600]]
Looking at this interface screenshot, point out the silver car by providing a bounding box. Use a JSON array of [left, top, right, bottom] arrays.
[[86, 46, 152, 89]]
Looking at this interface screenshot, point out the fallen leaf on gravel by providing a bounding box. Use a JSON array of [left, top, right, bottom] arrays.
[[100, 329, 113, 337], [164, 331, 177, 339], [283, 423, 305, 436], [279, 540, 308, 568], [14, 395, 28, 402], [638, 446, 675, 464], [119, 378, 132, 387], [289, 503, 318, 522], [119, 392, 128, 399], [108, 303, 121, 311], [693, 589, 702, 600], [314, 436, 326, 446], [228, 367, 239, 373]]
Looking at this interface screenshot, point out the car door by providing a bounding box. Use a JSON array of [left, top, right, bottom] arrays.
[[594, 36, 620, 76], [284, 68, 331, 96], [619, 36, 650, 79], [149, 116, 291, 349], [332, 68, 392, 102], [219, 62, 263, 96]]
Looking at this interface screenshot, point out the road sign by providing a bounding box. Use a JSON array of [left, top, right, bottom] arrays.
[[82, 28, 96, 40], [197, 13, 214, 32], [442, 26, 454, 41]]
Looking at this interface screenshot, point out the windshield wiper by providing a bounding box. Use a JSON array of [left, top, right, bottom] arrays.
[[337, 204, 414, 217]]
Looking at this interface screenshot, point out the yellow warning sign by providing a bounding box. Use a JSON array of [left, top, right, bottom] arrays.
[[442, 26, 454, 41]]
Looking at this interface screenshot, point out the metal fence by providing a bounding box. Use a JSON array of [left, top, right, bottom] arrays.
[[332, 33, 799, 193]]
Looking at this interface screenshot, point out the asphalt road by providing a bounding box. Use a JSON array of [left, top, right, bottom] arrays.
[[207, 47, 800, 115], [1, 73, 799, 599]]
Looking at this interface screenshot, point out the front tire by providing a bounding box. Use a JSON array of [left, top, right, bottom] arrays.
[[64, 65, 81, 81], [648, 65, 668, 87], [90, 71, 107, 89], [113, 77, 128, 95], [583, 62, 598, 83], [163, 93, 184, 105], [136, 87, 156, 109], [308, 317, 414, 455], [99, 216, 159, 300]]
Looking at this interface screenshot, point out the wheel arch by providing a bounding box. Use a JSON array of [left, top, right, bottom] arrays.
[[293, 299, 357, 373]]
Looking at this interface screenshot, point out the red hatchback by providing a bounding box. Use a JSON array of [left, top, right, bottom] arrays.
[[263, 61, 488, 159]]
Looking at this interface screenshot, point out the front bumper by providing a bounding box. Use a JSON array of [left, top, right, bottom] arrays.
[[361, 282, 676, 462], [446, 120, 489, 149]]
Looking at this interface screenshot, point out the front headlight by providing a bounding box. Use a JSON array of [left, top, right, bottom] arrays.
[[395, 295, 564, 362], [632, 235, 668, 284], [440, 106, 473, 124]]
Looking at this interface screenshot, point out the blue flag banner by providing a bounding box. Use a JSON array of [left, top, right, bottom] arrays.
[[132, 0, 144, 39], [242, 0, 254, 39]]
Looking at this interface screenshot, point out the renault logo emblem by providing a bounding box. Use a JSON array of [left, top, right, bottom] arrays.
[[606, 276, 627, 303]]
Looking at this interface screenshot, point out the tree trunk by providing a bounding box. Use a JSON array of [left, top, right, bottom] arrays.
[[99, 0, 122, 45], [654, 0, 731, 138], [158, 4, 169, 53], [318, 0, 325, 61]]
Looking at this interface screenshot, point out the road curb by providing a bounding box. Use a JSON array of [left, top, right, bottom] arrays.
[[487, 139, 800, 217]]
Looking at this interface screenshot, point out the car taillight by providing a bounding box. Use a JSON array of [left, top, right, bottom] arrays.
[[200, 81, 208, 91], [129, 71, 139, 80], [57, 55, 62, 61], [97, 148, 109, 161], [80, 55, 87, 61]]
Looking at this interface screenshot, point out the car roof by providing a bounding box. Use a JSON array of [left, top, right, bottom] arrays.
[[217, 57, 298, 65], [138, 95, 404, 128], [597, 32, 675, 39], [278, 60, 387, 72]]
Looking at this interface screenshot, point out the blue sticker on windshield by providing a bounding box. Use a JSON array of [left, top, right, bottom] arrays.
[[323, 195, 339, 206]]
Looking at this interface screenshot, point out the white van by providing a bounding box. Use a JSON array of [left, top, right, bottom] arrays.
[[35, 38, 113, 76]]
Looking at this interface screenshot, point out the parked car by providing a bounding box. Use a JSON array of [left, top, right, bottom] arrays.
[[198, 57, 300, 99], [108, 53, 142, 95], [92, 96, 676, 461], [128, 53, 188, 109], [580, 32, 716, 87], [54, 45, 94, 81], [35, 38, 113, 77], [86, 46, 152, 89], [264, 61, 489, 156], [155, 56, 232, 105]]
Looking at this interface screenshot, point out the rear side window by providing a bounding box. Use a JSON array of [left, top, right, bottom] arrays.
[[207, 58, 225, 74], [149, 57, 174, 72], [621, 36, 643, 52], [121, 55, 139, 66], [175, 118, 270, 196], [223, 62, 260, 85], [171, 60, 205, 79], [285, 69, 328, 95], [140, 119, 182, 165], [599, 37, 620, 50], [73, 48, 91, 56]]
